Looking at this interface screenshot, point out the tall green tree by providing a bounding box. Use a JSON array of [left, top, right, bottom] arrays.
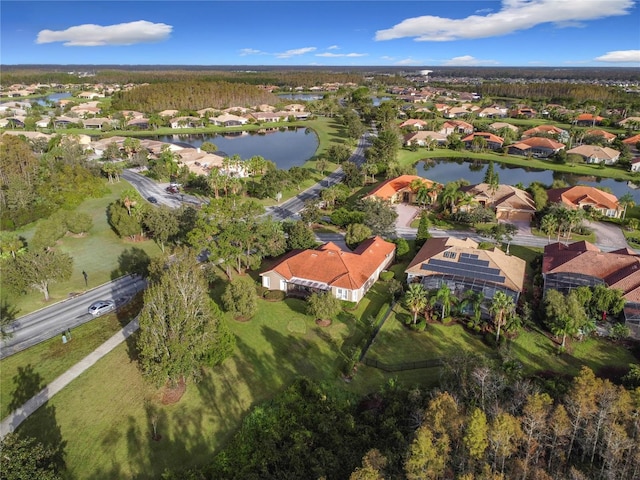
[[3, 249, 73, 301], [0, 434, 62, 480], [415, 212, 432, 248], [358, 198, 398, 237], [222, 276, 258, 320], [544, 289, 588, 348], [307, 291, 342, 322], [143, 205, 180, 252], [137, 248, 235, 387], [464, 408, 489, 462], [489, 291, 515, 343], [404, 283, 429, 324]]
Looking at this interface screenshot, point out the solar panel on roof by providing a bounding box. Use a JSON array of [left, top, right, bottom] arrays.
[[422, 259, 505, 284]]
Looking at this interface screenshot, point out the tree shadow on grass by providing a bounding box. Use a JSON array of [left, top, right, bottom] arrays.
[[10, 365, 67, 473]]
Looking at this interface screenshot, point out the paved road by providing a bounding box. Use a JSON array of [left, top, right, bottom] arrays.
[[121, 170, 204, 209], [0, 275, 146, 359], [265, 133, 371, 221]]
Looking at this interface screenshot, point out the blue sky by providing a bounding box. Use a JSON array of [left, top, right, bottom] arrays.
[[2, 0, 640, 67]]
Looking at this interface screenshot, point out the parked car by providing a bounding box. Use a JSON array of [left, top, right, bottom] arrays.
[[88, 300, 115, 316], [147, 196, 158, 204], [166, 186, 179, 194]]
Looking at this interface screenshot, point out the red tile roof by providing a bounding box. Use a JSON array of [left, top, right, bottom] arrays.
[[462, 132, 504, 145], [366, 175, 439, 201], [543, 242, 640, 302], [263, 237, 396, 291], [546, 185, 620, 211]]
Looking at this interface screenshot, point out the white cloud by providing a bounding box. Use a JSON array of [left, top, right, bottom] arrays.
[[276, 47, 316, 58], [595, 50, 640, 63], [36, 20, 172, 46], [443, 55, 500, 66], [327, 45, 339, 50], [316, 52, 367, 58], [239, 48, 264, 56], [375, 0, 633, 41]]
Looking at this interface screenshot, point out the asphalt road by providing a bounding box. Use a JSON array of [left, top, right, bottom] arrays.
[[121, 169, 204, 209], [0, 275, 146, 359], [265, 133, 371, 221]]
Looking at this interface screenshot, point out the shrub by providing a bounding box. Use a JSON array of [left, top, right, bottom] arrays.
[[409, 319, 427, 332], [263, 290, 285, 302], [379, 271, 395, 282]]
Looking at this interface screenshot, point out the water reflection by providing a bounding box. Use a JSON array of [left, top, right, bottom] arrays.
[[144, 127, 319, 170], [417, 158, 640, 202]]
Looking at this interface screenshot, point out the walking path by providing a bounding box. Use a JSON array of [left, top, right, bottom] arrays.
[[0, 318, 139, 439]]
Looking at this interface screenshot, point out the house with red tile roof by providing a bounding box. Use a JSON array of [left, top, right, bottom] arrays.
[[260, 237, 396, 303], [618, 117, 640, 130], [462, 132, 504, 151], [364, 175, 441, 204], [542, 241, 640, 337], [566, 145, 620, 165], [439, 119, 474, 136], [521, 124, 568, 142], [622, 133, 640, 147], [583, 129, 616, 143], [508, 137, 565, 158], [405, 236, 526, 305], [546, 185, 623, 218], [575, 113, 604, 126]]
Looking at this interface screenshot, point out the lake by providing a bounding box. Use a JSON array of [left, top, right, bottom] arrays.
[[34, 92, 72, 105], [149, 127, 319, 170], [417, 158, 640, 202]]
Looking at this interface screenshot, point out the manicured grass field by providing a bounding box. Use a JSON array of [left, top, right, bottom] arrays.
[[4, 181, 162, 317], [12, 295, 374, 479], [366, 307, 637, 379]]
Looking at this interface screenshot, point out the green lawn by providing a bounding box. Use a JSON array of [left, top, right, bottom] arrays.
[[11, 295, 371, 479], [366, 307, 636, 379], [0, 298, 140, 419], [4, 181, 162, 317]]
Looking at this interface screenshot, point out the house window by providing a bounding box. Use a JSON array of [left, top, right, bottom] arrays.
[[336, 288, 348, 300], [443, 251, 457, 259], [279, 279, 286, 291], [263, 277, 270, 289]]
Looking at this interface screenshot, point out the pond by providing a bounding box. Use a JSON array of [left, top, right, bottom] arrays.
[[148, 127, 319, 170], [33, 92, 72, 105], [416, 158, 640, 203]]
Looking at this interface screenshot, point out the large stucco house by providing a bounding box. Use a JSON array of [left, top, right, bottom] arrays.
[[260, 237, 396, 304], [405, 236, 526, 304]]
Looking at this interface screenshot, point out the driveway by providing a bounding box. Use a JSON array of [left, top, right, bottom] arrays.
[[586, 220, 630, 249], [394, 204, 420, 228]]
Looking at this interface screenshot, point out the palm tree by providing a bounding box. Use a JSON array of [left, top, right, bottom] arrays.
[[435, 283, 456, 321], [404, 283, 429, 325], [438, 183, 464, 215], [460, 290, 485, 327], [540, 215, 558, 243], [619, 193, 636, 220], [489, 291, 515, 344]]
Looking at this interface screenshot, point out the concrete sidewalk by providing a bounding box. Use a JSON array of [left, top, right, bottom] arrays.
[[0, 318, 139, 439]]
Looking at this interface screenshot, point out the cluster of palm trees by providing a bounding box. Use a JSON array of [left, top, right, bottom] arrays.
[[404, 282, 517, 343], [538, 204, 588, 243]]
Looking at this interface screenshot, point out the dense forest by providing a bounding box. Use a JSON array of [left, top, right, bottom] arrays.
[[110, 81, 282, 112], [474, 82, 640, 107], [159, 363, 640, 480], [0, 135, 106, 230], [0, 69, 375, 90]]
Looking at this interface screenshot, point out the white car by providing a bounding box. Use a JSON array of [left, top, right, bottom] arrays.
[[88, 300, 116, 316]]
